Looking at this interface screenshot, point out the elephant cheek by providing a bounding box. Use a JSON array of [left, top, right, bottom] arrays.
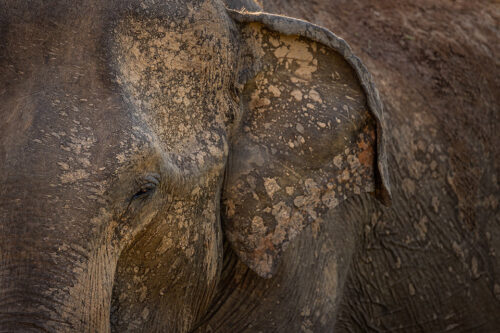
[[111, 190, 224, 331]]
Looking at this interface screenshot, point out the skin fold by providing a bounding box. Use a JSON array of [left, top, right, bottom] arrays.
[[0, 0, 391, 331]]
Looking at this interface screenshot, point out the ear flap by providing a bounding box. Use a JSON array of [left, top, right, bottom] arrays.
[[223, 10, 391, 278]]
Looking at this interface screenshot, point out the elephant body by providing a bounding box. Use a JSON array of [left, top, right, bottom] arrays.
[[0, 0, 498, 332], [258, 0, 500, 331]]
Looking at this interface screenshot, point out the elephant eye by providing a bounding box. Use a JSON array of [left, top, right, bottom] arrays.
[[131, 174, 160, 201]]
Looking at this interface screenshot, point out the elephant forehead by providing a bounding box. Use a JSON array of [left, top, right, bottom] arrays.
[[111, 4, 237, 169]]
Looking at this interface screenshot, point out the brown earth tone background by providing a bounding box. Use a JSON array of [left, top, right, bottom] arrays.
[[261, 0, 500, 331]]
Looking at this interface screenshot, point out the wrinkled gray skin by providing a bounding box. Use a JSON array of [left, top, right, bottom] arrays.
[[0, 0, 391, 332]]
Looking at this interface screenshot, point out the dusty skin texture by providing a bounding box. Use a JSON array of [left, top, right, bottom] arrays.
[[260, 0, 500, 331], [0, 0, 390, 332], [4, 0, 495, 331]]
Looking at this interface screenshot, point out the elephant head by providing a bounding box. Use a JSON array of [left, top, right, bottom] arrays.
[[1, 0, 237, 331], [0, 0, 389, 331]]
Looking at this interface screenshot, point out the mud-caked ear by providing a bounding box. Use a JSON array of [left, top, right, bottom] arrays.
[[223, 10, 391, 278]]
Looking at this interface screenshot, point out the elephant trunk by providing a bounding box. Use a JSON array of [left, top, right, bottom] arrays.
[[0, 206, 117, 332], [0, 244, 116, 332]]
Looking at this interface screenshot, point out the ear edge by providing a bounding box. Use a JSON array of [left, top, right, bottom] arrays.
[[227, 8, 392, 207]]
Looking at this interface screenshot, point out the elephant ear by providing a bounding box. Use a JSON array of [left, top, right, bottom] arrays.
[[223, 10, 391, 278]]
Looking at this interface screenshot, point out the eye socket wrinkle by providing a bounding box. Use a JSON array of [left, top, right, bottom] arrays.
[[130, 173, 161, 201]]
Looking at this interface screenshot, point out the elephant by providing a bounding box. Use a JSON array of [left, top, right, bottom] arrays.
[[0, 0, 395, 331]]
